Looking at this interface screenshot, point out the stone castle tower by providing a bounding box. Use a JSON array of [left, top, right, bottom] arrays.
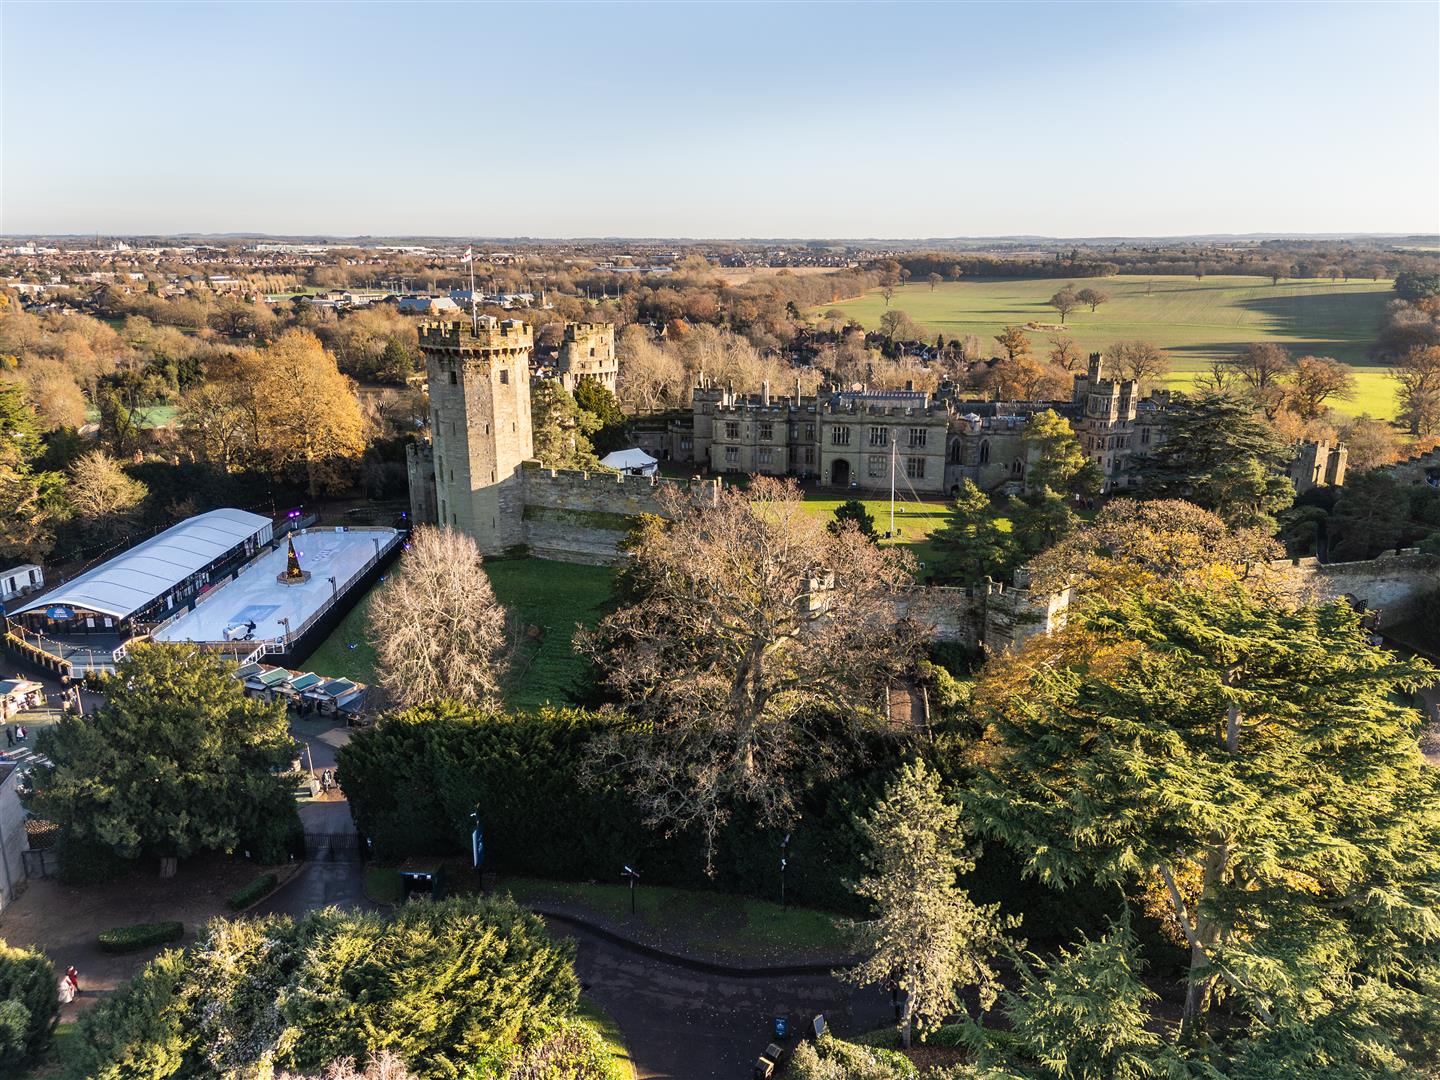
[[557, 322, 617, 394], [418, 317, 534, 552]]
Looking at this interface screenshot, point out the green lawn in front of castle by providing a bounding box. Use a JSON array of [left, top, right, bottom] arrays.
[[799, 493, 1009, 574], [818, 275, 1397, 418], [304, 557, 616, 711]]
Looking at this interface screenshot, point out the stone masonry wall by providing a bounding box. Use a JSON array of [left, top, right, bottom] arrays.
[[1272, 549, 1440, 627], [520, 465, 721, 564]]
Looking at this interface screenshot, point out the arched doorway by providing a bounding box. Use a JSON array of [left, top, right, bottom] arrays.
[[831, 459, 851, 488]]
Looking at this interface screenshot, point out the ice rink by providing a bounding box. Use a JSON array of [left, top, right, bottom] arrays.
[[154, 527, 399, 645]]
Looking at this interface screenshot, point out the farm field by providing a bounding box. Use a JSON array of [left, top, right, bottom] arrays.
[[820, 275, 1398, 418], [304, 557, 616, 710]]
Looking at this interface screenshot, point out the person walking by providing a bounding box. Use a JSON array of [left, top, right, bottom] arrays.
[[66, 966, 79, 997], [4, 727, 11, 748]]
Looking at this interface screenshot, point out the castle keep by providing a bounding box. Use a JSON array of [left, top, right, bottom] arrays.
[[407, 317, 718, 563]]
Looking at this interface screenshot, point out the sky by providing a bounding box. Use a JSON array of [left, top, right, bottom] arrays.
[[2, 1, 1437, 238]]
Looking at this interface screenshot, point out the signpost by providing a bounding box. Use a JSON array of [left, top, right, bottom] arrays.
[[622, 865, 640, 914]]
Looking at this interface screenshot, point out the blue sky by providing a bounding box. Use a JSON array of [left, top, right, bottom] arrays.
[[3, 1, 1436, 237]]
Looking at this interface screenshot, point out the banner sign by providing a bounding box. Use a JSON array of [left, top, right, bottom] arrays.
[[45, 605, 75, 621]]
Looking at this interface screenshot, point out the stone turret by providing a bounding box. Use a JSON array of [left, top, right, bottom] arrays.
[[419, 317, 535, 553], [557, 322, 617, 394]]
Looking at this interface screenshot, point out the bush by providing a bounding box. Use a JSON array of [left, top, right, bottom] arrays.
[[0, 939, 58, 1067], [71, 897, 583, 1079], [55, 830, 132, 886], [226, 873, 278, 911], [97, 922, 185, 954]]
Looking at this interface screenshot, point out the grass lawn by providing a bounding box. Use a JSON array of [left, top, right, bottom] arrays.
[[82, 403, 179, 429], [798, 492, 1008, 572], [820, 275, 1396, 418], [304, 557, 617, 711], [497, 874, 850, 964]]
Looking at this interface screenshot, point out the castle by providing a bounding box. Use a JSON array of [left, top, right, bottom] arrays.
[[406, 317, 718, 563], [637, 355, 1171, 496]]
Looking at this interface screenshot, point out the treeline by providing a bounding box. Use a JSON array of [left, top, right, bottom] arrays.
[[893, 242, 1440, 283]]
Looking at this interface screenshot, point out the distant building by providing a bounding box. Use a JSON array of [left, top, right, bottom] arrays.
[[0, 565, 43, 606]]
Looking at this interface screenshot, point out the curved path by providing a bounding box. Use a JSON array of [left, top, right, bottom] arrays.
[[560, 918, 892, 1079]]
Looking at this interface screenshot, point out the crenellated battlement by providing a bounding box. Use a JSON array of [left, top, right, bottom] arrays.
[[419, 317, 534, 354]]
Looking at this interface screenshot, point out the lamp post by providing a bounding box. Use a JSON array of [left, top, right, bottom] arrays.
[[779, 833, 791, 910], [622, 865, 640, 915]]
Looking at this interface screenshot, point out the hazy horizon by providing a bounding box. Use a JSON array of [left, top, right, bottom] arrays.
[[4, 1, 1437, 238]]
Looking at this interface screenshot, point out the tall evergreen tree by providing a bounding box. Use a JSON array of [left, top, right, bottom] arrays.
[[1135, 393, 1295, 532], [530, 380, 602, 470], [843, 760, 1016, 1048], [930, 480, 1015, 585], [967, 583, 1440, 1059], [29, 643, 299, 876]]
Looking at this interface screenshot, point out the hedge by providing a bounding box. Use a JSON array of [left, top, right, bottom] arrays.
[[97, 922, 184, 954], [226, 873, 278, 911], [0, 940, 58, 1067], [336, 703, 1120, 937]]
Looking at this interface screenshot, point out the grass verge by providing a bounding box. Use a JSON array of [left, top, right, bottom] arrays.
[[498, 874, 850, 964]]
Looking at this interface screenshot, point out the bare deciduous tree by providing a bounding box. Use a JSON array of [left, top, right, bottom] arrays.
[[1047, 287, 1081, 325], [1107, 339, 1172, 387], [1075, 286, 1110, 313], [578, 477, 925, 866], [1047, 335, 1082, 372], [1284, 355, 1354, 420], [367, 526, 508, 709]]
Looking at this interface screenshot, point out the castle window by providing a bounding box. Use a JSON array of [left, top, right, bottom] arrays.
[[869, 426, 889, 447], [725, 446, 739, 466], [758, 422, 773, 440], [725, 421, 740, 439], [802, 447, 815, 465], [948, 439, 962, 464], [589, 347, 596, 357], [804, 424, 814, 440], [758, 447, 774, 465], [906, 457, 925, 479], [680, 436, 693, 451], [1012, 460, 1023, 476], [908, 427, 927, 448], [1141, 428, 1151, 444], [499, 369, 509, 384], [449, 371, 457, 385], [868, 455, 886, 478], [831, 426, 851, 446], [979, 440, 991, 465]]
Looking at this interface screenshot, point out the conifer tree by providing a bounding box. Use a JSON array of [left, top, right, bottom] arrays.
[[1134, 393, 1294, 532], [843, 759, 1017, 1048], [930, 480, 1014, 585], [967, 583, 1440, 1051]]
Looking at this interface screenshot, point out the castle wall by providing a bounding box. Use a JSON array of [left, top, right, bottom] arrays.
[[1273, 549, 1440, 627], [557, 323, 618, 394], [519, 465, 721, 564], [405, 442, 438, 526]]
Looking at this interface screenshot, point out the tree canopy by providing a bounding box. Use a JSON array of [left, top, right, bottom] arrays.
[[29, 643, 299, 872]]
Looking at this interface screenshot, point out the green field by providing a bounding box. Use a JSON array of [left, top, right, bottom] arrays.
[[799, 493, 970, 570], [821, 275, 1397, 418], [305, 557, 616, 710]]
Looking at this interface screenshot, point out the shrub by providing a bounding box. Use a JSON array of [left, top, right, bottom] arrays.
[[97, 922, 185, 954], [226, 873, 278, 910], [0, 939, 58, 1066], [55, 830, 132, 886], [70, 897, 583, 1080]]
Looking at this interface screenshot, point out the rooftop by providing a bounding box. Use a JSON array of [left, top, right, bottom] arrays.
[[12, 508, 271, 621]]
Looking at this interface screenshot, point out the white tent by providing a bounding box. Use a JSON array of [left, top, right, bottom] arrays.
[[599, 448, 659, 476]]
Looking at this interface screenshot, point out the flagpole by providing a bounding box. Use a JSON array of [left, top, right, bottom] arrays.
[[467, 248, 477, 334]]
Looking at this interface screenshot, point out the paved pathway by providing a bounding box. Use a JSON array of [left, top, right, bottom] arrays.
[[559, 920, 892, 1079]]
